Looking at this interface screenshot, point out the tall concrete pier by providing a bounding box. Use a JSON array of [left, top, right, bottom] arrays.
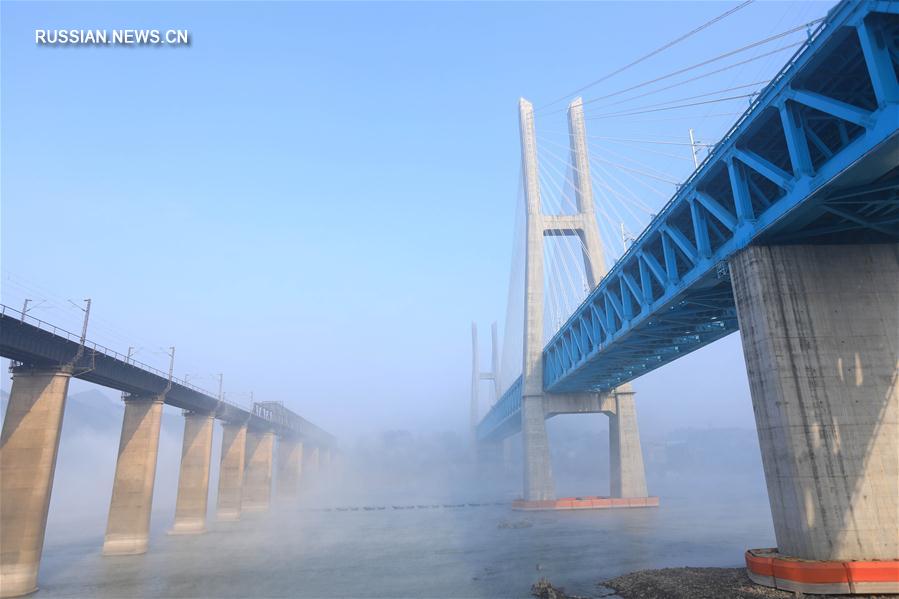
[[216, 421, 247, 521], [170, 411, 214, 534], [276, 437, 302, 500], [304, 444, 320, 479], [0, 367, 70, 598], [605, 386, 648, 498], [731, 244, 899, 570], [243, 430, 274, 512], [103, 394, 164, 555]]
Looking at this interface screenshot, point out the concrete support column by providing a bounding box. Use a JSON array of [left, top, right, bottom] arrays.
[[170, 411, 214, 534], [303, 445, 320, 480], [521, 396, 554, 500], [0, 366, 70, 598], [215, 421, 247, 521], [730, 244, 898, 562], [102, 394, 164, 555], [607, 385, 648, 498], [242, 430, 274, 512], [275, 437, 302, 500], [567, 97, 606, 288], [319, 447, 331, 479]]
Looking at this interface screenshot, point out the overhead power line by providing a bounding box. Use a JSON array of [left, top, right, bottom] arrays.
[[537, 0, 756, 111]]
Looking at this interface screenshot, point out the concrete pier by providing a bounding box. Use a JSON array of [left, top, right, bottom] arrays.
[[0, 367, 70, 598], [215, 421, 247, 521], [275, 437, 302, 500], [243, 430, 274, 512], [170, 411, 214, 534], [730, 244, 898, 567], [605, 385, 648, 498], [304, 444, 320, 478], [102, 394, 164, 555]]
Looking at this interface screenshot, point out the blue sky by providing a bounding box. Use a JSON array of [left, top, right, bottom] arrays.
[[1, 1, 834, 439]]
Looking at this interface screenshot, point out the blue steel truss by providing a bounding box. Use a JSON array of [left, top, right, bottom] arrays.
[[479, 0, 899, 442]]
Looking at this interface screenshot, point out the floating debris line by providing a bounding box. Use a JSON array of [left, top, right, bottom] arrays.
[[305, 501, 508, 512]]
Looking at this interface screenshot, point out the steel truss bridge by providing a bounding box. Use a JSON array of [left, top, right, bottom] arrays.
[[479, 0, 899, 441]]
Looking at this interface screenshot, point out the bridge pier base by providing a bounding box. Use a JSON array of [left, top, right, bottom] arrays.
[[731, 244, 898, 594], [216, 421, 247, 521], [242, 430, 274, 512], [275, 437, 302, 500], [0, 367, 70, 599], [606, 385, 648, 499], [103, 394, 164, 555], [170, 411, 214, 535]]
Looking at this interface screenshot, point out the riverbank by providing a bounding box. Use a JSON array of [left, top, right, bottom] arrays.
[[533, 567, 894, 599]]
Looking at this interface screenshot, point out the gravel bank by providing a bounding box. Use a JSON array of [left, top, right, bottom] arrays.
[[532, 567, 895, 599]]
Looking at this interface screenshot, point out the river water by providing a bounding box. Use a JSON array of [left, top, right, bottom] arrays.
[[36, 476, 774, 599]]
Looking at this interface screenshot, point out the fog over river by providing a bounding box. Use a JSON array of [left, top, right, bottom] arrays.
[[7, 387, 775, 599]]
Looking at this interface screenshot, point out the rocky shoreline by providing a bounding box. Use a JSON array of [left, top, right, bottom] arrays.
[[532, 567, 895, 599]]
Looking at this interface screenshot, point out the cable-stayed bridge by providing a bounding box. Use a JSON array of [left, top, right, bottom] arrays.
[[473, 1, 897, 593]]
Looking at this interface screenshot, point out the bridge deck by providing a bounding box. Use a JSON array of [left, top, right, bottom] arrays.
[[479, 0, 899, 441], [0, 306, 334, 447]]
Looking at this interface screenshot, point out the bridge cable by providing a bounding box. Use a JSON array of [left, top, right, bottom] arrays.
[[536, 150, 604, 273], [539, 153, 614, 311], [538, 165, 588, 328], [537, 169, 576, 331], [538, 138, 671, 210], [540, 150, 645, 262], [539, 163, 594, 304], [537, 0, 756, 111], [537, 143, 660, 263], [587, 92, 758, 120], [537, 143, 651, 264], [585, 77, 774, 115], [540, 136, 680, 187], [536, 21, 818, 119]]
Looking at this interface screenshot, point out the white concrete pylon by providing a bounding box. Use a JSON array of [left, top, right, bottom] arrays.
[[515, 97, 649, 502], [567, 97, 607, 287], [519, 97, 554, 501], [471, 321, 500, 444]]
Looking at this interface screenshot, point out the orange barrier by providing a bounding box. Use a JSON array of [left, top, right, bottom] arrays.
[[511, 495, 660, 511], [745, 548, 899, 595]]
